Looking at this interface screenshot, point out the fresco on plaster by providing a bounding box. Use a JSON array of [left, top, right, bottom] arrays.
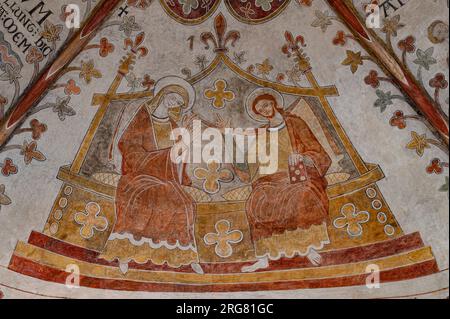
[[0, 0, 448, 298]]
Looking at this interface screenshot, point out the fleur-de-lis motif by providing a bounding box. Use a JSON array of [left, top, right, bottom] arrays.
[[124, 32, 149, 58], [282, 31, 310, 72], [40, 21, 63, 43], [333, 203, 370, 237], [74, 202, 108, 239], [204, 79, 235, 109], [282, 31, 306, 57], [204, 220, 243, 258], [200, 13, 240, 53], [194, 161, 234, 194]]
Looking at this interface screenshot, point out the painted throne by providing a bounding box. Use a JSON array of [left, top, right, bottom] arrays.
[[9, 17, 439, 292]]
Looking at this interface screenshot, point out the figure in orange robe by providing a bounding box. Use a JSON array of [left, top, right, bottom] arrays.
[[100, 82, 203, 274], [242, 93, 331, 272]]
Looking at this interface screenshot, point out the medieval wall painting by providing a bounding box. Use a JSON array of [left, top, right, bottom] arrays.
[[0, 0, 448, 298]]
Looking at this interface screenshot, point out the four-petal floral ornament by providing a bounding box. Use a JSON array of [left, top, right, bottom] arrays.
[[204, 220, 243, 258], [256, 58, 274, 78], [194, 161, 234, 194], [239, 2, 256, 18], [74, 202, 108, 239], [0, 184, 12, 211], [406, 132, 431, 157], [79, 60, 102, 84], [20, 141, 46, 165], [40, 96, 76, 121], [204, 79, 235, 109], [333, 203, 370, 237]]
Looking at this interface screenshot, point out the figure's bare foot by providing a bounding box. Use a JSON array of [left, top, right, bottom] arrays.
[[119, 261, 129, 274], [241, 257, 269, 273], [307, 249, 322, 266], [191, 263, 204, 274]]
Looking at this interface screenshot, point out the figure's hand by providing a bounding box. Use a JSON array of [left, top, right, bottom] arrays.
[[214, 114, 231, 134], [171, 140, 189, 164], [182, 113, 199, 132], [288, 153, 304, 167]]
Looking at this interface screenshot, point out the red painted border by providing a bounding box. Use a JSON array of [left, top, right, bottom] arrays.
[[27, 231, 425, 274], [8, 254, 439, 292]]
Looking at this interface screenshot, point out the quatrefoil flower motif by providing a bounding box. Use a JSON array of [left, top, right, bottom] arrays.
[[333, 203, 370, 237], [124, 32, 149, 58], [204, 79, 235, 109], [194, 161, 234, 194], [204, 220, 243, 258], [74, 202, 108, 239]]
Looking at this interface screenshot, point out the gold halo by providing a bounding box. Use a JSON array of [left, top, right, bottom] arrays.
[[245, 88, 285, 123]]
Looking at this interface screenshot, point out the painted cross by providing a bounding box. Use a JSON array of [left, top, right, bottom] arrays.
[[204, 220, 243, 258], [74, 202, 108, 239], [204, 79, 235, 109], [118, 5, 129, 18]]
